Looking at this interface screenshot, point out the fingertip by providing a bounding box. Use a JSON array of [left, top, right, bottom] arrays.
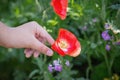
[[44, 33, 55, 45], [46, 50, 53, 56], [50, 38, 55, 45], [25, 52, 32, 58], [33, 51, 40, 58], [32, 38, 54, 56], [24, 49, 33, 58]]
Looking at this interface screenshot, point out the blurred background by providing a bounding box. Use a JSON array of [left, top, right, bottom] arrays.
[[0, 0, 120, 80]]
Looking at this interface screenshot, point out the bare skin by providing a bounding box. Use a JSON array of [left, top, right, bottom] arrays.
[[0, 21, 55, 58]]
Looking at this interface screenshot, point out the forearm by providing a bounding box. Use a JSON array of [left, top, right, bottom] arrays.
[[0, 22, 12, 47]]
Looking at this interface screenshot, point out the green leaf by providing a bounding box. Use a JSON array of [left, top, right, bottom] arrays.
[[29, 69, 39, 79], [112, 55, 120, 74], [90, 62, 109, 80], [47, 20, 58, 26], [110, 4, 120, 9]]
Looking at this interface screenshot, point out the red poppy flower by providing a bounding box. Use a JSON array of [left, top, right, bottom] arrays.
[[51, 28, 81, 57], [51, 0, 68, 20]]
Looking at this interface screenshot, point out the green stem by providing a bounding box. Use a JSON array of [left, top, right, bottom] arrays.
[[71, 0, 74, 7], [44, 55, 47, 62], [109, 53, 115, 74], [35, 0, 42, 12], [110, 57, 114, 71], [43, 55, 47, 79], [86, 67, 91, 79], [101, 0, 106, 22], [86, 53, 92, 79], [103, 52, 112, 77]]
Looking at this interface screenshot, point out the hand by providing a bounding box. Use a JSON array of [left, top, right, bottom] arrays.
[[0, 21, 55, 58]]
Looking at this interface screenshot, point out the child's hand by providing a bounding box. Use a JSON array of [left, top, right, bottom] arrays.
[[0, 21, 55, 58]]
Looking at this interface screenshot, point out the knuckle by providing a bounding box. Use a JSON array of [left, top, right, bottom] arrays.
[[30, 21, 37, 25], [39, 45, 48, 54]]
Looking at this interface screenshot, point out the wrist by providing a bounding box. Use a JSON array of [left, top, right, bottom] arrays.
[[0, 22, 13, 47]]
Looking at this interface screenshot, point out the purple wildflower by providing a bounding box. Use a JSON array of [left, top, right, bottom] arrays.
[[104, 23, 110, 29], [105, 44, 111, 51], [116, 42, 120, 45], [101, 30, 111, 41], [54, 65, 62, 72], [82, 26, 87, 31], [48, 64, 54, 72], [115, 41, 120, 45], [53, 60, 60, 66], [92, 18, 98, 22], [65, 60, 70, 66], [48, 59, 70, 73]]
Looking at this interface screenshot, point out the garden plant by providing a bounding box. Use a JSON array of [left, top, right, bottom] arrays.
[[0, 0, 120, 80]]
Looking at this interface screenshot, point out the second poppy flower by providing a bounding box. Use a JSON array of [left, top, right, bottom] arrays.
[[51, 28, 81, 57], [51, 0, 68, 20]]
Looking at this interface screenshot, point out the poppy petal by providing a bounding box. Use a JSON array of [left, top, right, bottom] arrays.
[[68, 41, 81, 57], [58, 29, 78, 53], [52, 28, 81, 57], [51, 0, 68, 20], [51, 39, 66, 56]]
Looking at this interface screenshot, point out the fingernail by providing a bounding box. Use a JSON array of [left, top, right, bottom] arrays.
[[25, 53, 31, 58], [47, 50, 53, 56], [34, 52, 39, 58]]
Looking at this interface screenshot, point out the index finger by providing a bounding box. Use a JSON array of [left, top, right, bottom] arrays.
[[36, 25, 55, 45]]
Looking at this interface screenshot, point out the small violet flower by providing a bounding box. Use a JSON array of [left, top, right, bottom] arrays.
[[65, 60, 70, 66], [53, 59, 62, 72], [101, 30, 111, 41], [48, 64, 54, 72], [54, 65, 62, 72], [105, 44, 111, 51], [53, 60, 60, 65], [92, 18, 98, 23], [48, 59, 70, 72], [104, 23, 110, 29], [115, 41, 120, 45], [116, 42, 120, 45], [82, 26, 87, 31]]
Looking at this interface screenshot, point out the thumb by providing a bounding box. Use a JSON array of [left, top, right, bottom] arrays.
[[31, 38, 53, 56]]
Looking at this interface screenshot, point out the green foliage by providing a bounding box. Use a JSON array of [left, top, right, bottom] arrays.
[[91, 62, 109, 80], [0, 0, 120, 80]]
